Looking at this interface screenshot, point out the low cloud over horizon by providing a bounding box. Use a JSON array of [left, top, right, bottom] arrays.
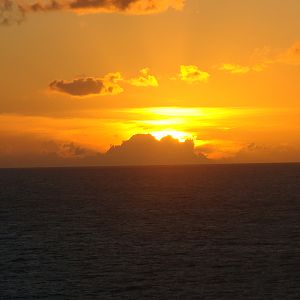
[[0, 133, 208, 168], [1, 130, 300, 168]]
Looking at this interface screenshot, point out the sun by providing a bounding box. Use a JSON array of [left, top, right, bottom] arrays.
[[150, 130, 193, 142]]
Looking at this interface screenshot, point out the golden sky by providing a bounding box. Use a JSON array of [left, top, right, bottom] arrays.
[[1, 0, 300, 166]]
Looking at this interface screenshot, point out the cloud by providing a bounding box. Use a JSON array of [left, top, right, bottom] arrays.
[[0, 0, 24, 25], [49, 68, 160, 97], [277, 41, 300, 65], [68, 0, 185, 14], [177, 65, 210, 83], [219, 63, 264, 74], [60, 142, 89, 157], [128, 68, 158, 87], [0, 133, 209, 167], [0, 133, 102, 167], [219, 41, 300, 75], [49, 72, 123, 96], [1, 0, 185, 24], [1, 132, 300, 167], [223, 142, 300, 164], [104, 134, 208, 165]]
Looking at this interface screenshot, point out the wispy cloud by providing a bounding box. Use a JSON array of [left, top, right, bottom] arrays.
[[277, 41, 300, 65], [219, 63, 264, 74], [219, 41, 300, 75]]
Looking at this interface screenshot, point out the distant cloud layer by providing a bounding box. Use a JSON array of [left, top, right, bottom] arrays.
[[0, 133, 209, 167], [0, 0, 185, 24]]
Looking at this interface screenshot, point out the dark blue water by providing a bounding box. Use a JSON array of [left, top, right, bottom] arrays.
[[1, 164, 300, 299]]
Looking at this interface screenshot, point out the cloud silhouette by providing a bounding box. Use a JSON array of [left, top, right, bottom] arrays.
[[49, 73, 123, 96], [0, 133, 209, 167], [2, 133, 300, 167], [1, 0, 185, 24], [68, 0, 184, 14], [103, 134, 208, 165], [222, 142, 300, 164]]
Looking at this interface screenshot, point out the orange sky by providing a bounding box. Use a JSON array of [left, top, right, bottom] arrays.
[[1, 0, 300, 167]]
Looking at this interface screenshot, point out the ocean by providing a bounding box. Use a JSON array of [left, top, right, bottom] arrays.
[[0, 164, 299, 299]]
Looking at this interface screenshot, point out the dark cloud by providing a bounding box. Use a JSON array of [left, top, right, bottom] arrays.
[[30, 0, 184, 13], [222, 142, 300, 164], [49, 75, 123, 96], [50, 78, 104, 96], [103, 134, 208, 166], [0, 133, 209, 167], [69, 0, 147, 11], [3, 133, 300, 167], [60, 142, 89, 157], [1, 0, 184, 25], [0, 134, 102, 167]]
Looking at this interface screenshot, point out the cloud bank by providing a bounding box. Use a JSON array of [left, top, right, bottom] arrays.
[[1, 0, 185, 24], [1, 132, 300, 168], [0, 133, 208, 168], [223, 142, 300, 164], [104, 134, 208, 165]]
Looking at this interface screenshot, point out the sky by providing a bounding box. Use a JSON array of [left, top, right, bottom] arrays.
[[1, 0, 300, 167]]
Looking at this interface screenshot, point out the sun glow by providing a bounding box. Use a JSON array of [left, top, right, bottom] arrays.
[[150, 130, 194, 142]]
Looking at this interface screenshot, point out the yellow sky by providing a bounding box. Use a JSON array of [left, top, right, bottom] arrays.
[[1, 0, 300, 166]]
